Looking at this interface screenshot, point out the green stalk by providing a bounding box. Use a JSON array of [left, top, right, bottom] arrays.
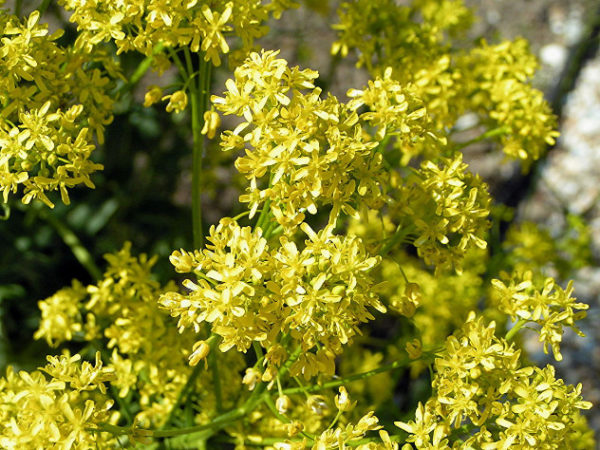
[[505, 318, 527, 342], [162, 334, 219, 428], [187, 49, 212, 249], [35, 204, 102, 280], [95, 347, 302, 441], [115, 43, 165, 96], [281, 351, 437, 396], [208, 336, 223, 413], [37, 0, 53, 16], [454, 126, 510, 151], [379, 224, 415, 257]]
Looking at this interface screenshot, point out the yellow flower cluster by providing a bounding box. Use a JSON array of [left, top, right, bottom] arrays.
[[213, 50, 386, 231], [59, 0, 296, 66], [504, 218, 593, 278], [0, 352, 116, 449], [396, 313, 593, 449], [160, 218, 385, 378], [332, 0, 473, 74], [462, 39, 560, 169], [492, 271, 588, 361], [347, 68, 431, 142], [257, 386, 397, 449], [35, 243, 243, 427], [333, 0, 558, 169], [379, 252, 484, 351], [1, 0, 595, 447], [0, 10, 119, 207], [391, 154, 491, 273]]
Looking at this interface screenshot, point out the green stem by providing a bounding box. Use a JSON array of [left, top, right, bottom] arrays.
[[168, 48, 188, 79], [454, 126, 510, 151], [110, 383, 133, 425], [115, 43, 165, 96], [187, 49, 212, 249], [282, 352, 432, 396], [263, 395, 315, 441], [96, 347, 302, 441], [15, 0, 22, 17], [208, 336, 223, 413], [162, 334, 219, 428], [256, 199, 271, 230], [505, 318, 527, 341], [35, 205, 102, 280], [214, 433, 405, 447], [37, 0, 52, 16], [278, 346, 302, 380], [379, 224, 415, 257]]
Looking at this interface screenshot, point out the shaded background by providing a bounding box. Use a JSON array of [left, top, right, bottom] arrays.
[[1, 0, 600, 436]]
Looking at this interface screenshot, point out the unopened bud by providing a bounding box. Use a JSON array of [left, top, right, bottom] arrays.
[[164, 90, 188, 113], [405, 338, 422, 360], [276, 395, 291, 414], [287, 420, 304, 437], [404, 282, 421, 303], [242, 368, 260, 390], [261, 366, 277, 382], [143, 85, 163, 107], [335, 386, 354, 412], [201, 110, 221, 139], [188, 340, 210, 366]]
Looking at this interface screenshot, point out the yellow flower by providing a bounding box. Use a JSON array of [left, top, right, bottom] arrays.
[[143, 85, 163, 107], [163, 89, 188, 113]]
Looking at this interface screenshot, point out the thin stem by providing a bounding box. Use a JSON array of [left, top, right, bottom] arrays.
[[282, 353, 423, 396], [162, 334, 219, 428], [168, 48, 188, 79], [187, 49, 211, 249], [278, 346, 302, 380], [453, 126, 510, 151], [15, 0, 23, 17], [96, 347, 302, 441], [256, 172, 275, 231], [253, 341, 264, 361], [286, 347, 441, 397], [379, 224, 415, 257], [263, 395, 315, 441], [115, 43, 165, 96], [37, 0, 52, 16], [110, 384, 133, 425], [35, 204, 102, 280], [162, 365, 203, 428], [208, 336, 223, 413], [505, 318, 527, 341], [256, 199, 271, 230], [213, 433, 405, 447]]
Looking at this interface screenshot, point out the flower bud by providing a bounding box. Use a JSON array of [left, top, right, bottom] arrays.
[[188, 340, 210, 366], [201, 110, 221, 139], [334, 386, 351, 411], [164, 90, 188, 113], [404, 282, 421, 303], [143, 85, 163, 107], [242, 368, 260, 390], [287, 420, 304, 437], [276, 395, 290, 414], [405, 338, 422, 359]]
